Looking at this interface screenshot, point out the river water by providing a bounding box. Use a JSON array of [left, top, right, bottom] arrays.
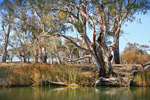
[[0, 87, 150, 100]]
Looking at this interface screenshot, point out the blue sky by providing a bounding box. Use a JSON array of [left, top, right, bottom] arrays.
[[120, 12, 150, 53]]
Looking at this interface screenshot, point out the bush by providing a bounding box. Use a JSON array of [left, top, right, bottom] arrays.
[[120, 51, 150, 64]]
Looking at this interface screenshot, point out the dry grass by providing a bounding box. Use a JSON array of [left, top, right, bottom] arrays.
[[0, 63, 149, 87], [0, 63, 93, 87]]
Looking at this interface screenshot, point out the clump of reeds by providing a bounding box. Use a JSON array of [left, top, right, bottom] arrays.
[[133, 71, 150, 86]]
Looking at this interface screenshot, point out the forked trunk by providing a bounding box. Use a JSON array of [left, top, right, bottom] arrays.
[[93, 47, 115, 78], [96, 56, 114, 78]]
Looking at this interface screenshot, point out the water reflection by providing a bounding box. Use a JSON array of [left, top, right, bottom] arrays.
[[0, 87, 150, 100]]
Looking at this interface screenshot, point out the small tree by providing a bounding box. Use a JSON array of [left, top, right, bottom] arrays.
[[0, 0, 14, 62]]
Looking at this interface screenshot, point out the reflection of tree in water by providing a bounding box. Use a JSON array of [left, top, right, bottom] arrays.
[[0, 87, 150, 100]]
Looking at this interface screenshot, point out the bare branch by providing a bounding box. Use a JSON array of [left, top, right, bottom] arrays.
[[6, 24, 11, 36], [64, 55, 91, 62]]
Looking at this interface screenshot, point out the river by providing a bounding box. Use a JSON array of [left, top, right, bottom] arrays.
[[0, 87, 150, 100]]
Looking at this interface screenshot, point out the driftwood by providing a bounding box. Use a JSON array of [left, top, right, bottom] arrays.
[[38, 80, 79, 87], [41, 80, 68, 86]]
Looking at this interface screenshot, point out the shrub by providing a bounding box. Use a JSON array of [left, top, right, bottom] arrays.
[[120, 52, 150, 64]]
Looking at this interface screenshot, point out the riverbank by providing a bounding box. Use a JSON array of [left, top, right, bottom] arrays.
[[0, 63, 94, 87], [0, 63, 150, 87]]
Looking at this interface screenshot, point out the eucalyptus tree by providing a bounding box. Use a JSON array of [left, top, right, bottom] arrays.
[[26, 0, 72, 63], [7, 2, 31, 63], [25, 0, 66, 63], [51, 0, 150, 77], [0, 0, 28, 62], [107, 0, 150, 64], [0, 0, 14, 62], [12, 0, 48, 63]]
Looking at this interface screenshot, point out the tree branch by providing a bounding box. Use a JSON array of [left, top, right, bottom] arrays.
[[64, 55, 91, 62], [54, 34, 88, 51], [41, 34, 88, 51]]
